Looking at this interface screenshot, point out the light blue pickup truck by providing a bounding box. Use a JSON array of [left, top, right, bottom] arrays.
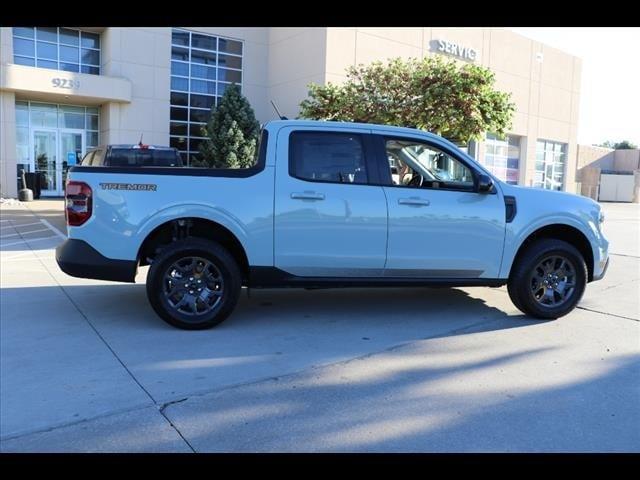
[[56, 120, 609, 329]]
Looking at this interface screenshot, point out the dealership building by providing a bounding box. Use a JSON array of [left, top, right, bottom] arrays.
[[0, 27, 582, 198]]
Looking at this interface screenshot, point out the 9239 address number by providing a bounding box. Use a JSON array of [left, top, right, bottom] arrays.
[[52, 78, 80, 89]]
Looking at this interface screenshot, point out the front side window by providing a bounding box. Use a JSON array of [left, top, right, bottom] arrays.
[[12, 27, 100, 75], [385, 139, 475, 190], [290, 132, 368, 184]]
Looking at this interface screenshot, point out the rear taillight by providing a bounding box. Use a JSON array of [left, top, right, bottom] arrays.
[[66, 181, 93, 226]]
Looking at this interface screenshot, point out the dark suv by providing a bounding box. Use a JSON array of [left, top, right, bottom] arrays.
[[81, 144, 183, 167]]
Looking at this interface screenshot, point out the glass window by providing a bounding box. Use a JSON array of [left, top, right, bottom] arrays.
[[59, 112, 85, 129], [191, 64, 216, 80], [385, 138, 474, 190], [170, 122, 188, 136], [14, 27, 100, 75], [59, 28, 80, 46], [290, 132, 368, 184], [15, 102, 29, 126], [170, 136, 188, 150], [36, 27, 58, 42], [218, 38, 242, 55], [218, 54, 241, 70], [218, 68, 241, 83], [86, 114, 99, 130], [189, 139, 205, 153], [60, 45, 79, 63], [13, 38, 35, 57], [190, 109, 210, 123], [535, 139, 567, 190], [483, 133, 520, 185], [171, 61, 189, 76], [190, 123, 206, 137], [170, 107, 188, 121], [172, 30, 189, 47], [81, 48, 99, 65], [191, 49, 216, 65], [192, 33, 216, 51], [170, 91, 188, 106], [190, 79, 215, 95], [80, 65, 99, 75], [14, 56, 35, 66], [37, 42, 58, 60], [36, 58, 58, 70], [13, 27, 34, 38], [80, 32, 100, 49], [16, 126, 29, 147], [171, 76, 189, 91], [172, 47, 189, 61], [190, 94, 215, 110], [170, 28, 243, 166]]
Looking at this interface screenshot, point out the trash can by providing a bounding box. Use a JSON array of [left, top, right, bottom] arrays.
[[24, 172, 42, 199]]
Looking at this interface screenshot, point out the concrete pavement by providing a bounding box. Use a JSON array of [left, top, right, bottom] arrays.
[[1, 199, 638, 452]]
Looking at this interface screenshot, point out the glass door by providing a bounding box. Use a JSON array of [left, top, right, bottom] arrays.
[[59, 129, 85, 194], [33, 129, 59, 196]]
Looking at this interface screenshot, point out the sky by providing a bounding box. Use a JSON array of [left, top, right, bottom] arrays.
[[509, 28, 640, 147]]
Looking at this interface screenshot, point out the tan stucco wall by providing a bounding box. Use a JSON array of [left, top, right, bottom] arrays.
[[613, 149, 640, 172], [267, 28, 327, 120]]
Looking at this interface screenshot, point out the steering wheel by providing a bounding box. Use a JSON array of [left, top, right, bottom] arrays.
[[407, 174, 424, 188]]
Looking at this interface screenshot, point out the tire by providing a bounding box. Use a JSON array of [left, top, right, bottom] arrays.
[[507, 238, 587, 319], [146, 238, 242, 330]]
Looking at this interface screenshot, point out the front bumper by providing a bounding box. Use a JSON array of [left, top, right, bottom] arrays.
[[592, 256, 610, 282], [56, 239, 138, 283]]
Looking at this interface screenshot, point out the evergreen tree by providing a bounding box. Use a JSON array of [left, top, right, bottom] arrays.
[[197, 84, 260, 168]]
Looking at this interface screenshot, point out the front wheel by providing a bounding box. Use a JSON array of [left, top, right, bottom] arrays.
[[146, 238, 242, 330], [507, 238, 587, 319]]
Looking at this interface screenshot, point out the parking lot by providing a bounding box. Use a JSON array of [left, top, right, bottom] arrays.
[[1, 198, 638, 452]]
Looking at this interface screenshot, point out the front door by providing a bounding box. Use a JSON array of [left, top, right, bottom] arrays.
[[33, 129, 58, 196], [274, 127, 388, 277], [378, 135, 506, 279], [32, 129, 84, 196], [59, 130, 85, 194]]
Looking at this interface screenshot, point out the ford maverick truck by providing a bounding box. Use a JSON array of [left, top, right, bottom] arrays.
[[56, 120, 609, 329]]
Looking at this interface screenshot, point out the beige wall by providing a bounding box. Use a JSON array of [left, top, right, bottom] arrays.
[[267, 28, 327, 120]]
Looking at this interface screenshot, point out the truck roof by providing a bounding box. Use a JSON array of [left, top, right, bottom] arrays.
[[262, 119, 445, 141]]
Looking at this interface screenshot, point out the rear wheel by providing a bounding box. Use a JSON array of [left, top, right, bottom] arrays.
[[507, 238, 587, 319], [146, 238, 241, 330]]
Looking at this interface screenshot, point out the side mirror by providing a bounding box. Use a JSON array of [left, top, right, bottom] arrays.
[[477, 174, 494, 193]]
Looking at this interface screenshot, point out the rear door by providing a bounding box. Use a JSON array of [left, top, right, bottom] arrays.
[[274, 126, 388, 277]]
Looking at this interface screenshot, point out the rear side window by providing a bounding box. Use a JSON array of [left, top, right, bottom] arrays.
[[289, 131, 368, 184], [106, 149, 182, 167]]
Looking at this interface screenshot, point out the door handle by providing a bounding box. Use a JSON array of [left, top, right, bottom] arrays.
[[291, 192, 325, 201], [398, 197, 430, 206]]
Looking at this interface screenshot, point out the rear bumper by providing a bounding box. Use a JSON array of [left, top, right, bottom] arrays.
[[56, 239, 138, 283]]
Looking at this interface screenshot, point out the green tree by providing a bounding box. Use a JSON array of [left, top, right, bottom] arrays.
[[196, 83, 260, 168], [598, 140, 637, 150], [299, 56, 515, 144]]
